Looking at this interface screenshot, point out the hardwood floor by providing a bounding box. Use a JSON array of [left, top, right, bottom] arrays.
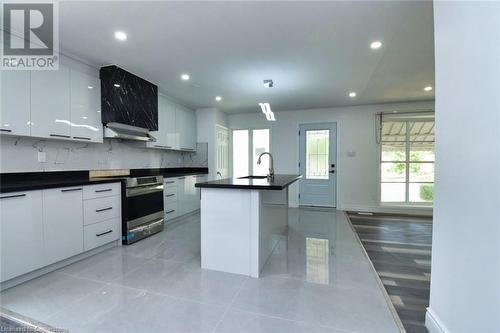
[[347, 212, 432, 333]]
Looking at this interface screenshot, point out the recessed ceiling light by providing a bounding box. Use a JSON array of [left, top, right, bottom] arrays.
[[113, 83, 120, 88], [181, 74, 190, 81], [215, 96, 222, 102], [114, 31, 127, 41], [370, 40, 382, 49], [349, 92, 357, 98], [424, 86, 433, 91], [87, 86, 93, 89]]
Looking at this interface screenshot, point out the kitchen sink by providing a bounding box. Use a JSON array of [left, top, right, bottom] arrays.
[[238, 175, 268, 179]]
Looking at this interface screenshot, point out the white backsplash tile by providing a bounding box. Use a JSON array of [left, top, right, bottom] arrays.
[[0, 136, 208, 173]]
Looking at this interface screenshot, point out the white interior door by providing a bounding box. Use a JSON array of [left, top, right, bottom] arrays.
[[299, 123, 337, 207], [216, 125, 229, 179]]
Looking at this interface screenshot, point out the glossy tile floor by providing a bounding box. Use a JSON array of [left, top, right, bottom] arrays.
[[0, 209, 400, 333]]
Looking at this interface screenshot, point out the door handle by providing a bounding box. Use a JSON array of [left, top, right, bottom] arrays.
[[329, 170, 335, 173]]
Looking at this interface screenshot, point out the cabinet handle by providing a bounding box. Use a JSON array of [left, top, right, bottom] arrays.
[[165, 210, 175, 214], [73, 136, 91, 140], [181, 148, 194, 151], [177, 177, 185, 180], [0, 129, 12, 133], [50, 134, 71, 138], [166, 194, 175, 197], [96, 207, 113, 212], [0, 193, 26, 199], [95, 188, 112, 193], [154, 145, 172, 148], [165, 181, 175, 184], [96, 230, 113, 237], [61, 188, 82, 192]]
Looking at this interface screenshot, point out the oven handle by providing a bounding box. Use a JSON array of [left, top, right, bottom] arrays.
[[126, 184, 164, 197], [129, 218, 164, 233]]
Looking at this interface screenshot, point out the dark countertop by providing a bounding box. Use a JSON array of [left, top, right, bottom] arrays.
[[195, 174, 301, 190], [0, 167, 209, 193], [130, 167, 208, 178]]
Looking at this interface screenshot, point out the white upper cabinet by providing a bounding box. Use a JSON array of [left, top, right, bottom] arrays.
[[31, 65, 71, 139], [165, 98, 178, 149], [176, 105, 197, 151], [148, 94, 172, 149], [70, 70, 103, 143], [0, 70, 31, 137], [148, 97, 195, 151]]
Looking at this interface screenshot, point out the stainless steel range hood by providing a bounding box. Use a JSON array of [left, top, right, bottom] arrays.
[[103, 122, 156, 142]]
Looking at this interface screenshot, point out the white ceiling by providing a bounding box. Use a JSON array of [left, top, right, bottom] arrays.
[[57, 1, 435, 113]]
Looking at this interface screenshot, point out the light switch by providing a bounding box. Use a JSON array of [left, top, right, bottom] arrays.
[[38, 151, 46, 162]]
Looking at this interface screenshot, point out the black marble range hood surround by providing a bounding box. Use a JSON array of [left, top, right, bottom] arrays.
[[100, 65, 158, 131]]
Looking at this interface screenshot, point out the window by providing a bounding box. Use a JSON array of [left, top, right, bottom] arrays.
[[306, 130, 330, 179], [380, 114, 435, 204], [252, 129, 270, 176], [232, 128, 270, 177], [232, 130, 249, 178]]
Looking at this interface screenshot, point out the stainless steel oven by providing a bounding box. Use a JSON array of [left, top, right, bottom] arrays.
[[123, 175, 164, 244]]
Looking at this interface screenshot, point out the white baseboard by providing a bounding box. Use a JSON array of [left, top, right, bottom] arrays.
[[340, 204, 433, 216], [426, 308, 450, 333]]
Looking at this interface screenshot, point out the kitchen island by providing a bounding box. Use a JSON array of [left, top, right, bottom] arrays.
[[195, 174, 301, 277]]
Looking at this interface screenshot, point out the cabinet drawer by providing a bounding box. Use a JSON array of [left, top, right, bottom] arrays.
[[164, 186, 177, 198], [164, 201, 179, 221], [84, 195, 121, 226], [84, 183, 121, 200], [164, 178, 177, 189], [83, 218, 120, 251]]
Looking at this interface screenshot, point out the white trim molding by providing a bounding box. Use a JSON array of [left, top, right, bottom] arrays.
[[426, 308, 450, 333]]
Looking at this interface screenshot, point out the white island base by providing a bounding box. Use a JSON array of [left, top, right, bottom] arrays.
[[200, 187, 288, 278]]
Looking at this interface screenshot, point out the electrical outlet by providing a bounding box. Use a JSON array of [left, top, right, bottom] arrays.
[[38, 151, 46, 162]]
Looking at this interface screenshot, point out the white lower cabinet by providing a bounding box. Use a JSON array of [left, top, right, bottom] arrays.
[[0, 191, 44, 282], [42, 187, 84, 265], [83, 217, 120, 251], [164, 174, 206, 222], [0, 182, 122, 284]]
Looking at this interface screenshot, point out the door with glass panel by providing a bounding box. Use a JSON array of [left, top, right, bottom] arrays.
[[299, 123, 337, 207]]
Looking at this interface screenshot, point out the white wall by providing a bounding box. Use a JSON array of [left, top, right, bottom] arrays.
[[228, 101, 434, 210], [426, 2, 500, 333]]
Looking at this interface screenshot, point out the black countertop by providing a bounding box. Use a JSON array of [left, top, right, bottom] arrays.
[[0, 167, 209, 193], [195, 174, 301, 190]]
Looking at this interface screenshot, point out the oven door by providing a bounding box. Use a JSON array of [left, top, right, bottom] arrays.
[[125, 184, 164, 228]]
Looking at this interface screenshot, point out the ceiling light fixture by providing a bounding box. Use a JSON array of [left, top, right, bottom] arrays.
[[424, 86, 433, 91], [349, 92, 357, 98], [215, 96, 222, 102], [114, 31, 127, 41], [263, 79, 274, 88], [181, 74, 190, 81], [370, 40, 382, 49], [259, 103, 276, 122]]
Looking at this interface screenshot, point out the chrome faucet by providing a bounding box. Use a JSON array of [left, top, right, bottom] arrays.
[[257, 152, 275, 182]]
